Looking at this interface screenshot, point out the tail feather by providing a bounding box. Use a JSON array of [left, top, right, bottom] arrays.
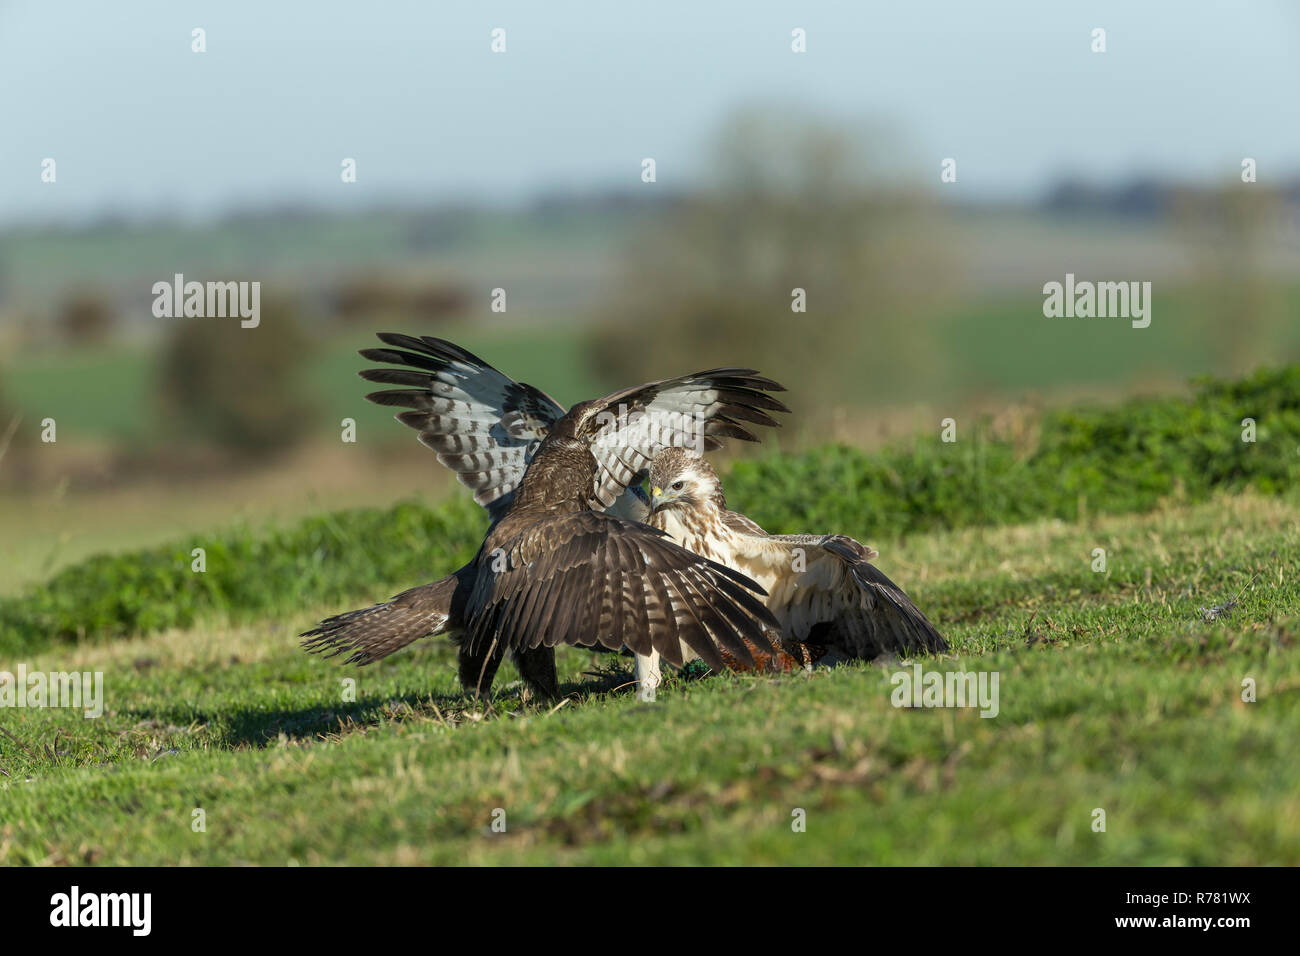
[[301, 571, 471, 665]]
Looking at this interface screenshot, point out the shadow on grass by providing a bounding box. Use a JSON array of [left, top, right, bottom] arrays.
[[124, 667, 637, 750]]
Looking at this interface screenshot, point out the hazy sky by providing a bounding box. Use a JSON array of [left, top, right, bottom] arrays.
[[3, 0, 1298, 225]]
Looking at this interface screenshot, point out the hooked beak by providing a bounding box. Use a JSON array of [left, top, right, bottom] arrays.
[[650, 486, 667, 514]]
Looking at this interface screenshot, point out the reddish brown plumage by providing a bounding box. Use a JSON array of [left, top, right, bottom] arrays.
[[721, 637, 827, 672]]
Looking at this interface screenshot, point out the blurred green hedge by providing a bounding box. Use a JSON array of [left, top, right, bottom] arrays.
[[727, 365, 1300, 539]]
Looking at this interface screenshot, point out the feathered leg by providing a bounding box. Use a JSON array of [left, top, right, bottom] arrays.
[[634, 650, 663, 700], [512, 646, 559, 701]]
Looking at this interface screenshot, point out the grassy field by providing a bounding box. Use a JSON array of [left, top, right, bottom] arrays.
[[2, 490, 1297, 865], [3, 365, 1297, 864]]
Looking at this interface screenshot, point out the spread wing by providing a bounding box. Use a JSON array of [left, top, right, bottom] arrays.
[[723, 515, 947, 658], [466, 511, 779, 672], [576, 370, 789, 511], [358, 333, 566, 521]]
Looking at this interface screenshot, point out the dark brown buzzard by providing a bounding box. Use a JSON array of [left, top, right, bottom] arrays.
[[302, 334, 789, 700]]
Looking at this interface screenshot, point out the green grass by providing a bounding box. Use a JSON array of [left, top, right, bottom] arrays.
[[1, 492, 1297, 865], [2, 366, 1298, 864], [6, 364, 1298, 658]]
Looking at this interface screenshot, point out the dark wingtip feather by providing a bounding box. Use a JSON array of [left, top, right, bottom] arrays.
[[698, 370, 789, 394], [374, 331, 428, 351], [359, 367, 435, 387], [364, 389, 430, 409], [373, 332, 496, 372], [705, 421, 760, 443]]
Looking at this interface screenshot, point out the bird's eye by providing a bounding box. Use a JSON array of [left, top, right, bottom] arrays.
[[671, 480, 685, 491]]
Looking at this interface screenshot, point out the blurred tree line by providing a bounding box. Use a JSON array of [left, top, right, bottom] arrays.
[[587, 108, 956, 413], [1173, 182, 1296, 373]]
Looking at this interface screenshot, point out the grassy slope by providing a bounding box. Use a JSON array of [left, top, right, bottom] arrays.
[[0, 449, 463, 597], [9, 361, 1297, 654], [2, 492, 1297, 865]]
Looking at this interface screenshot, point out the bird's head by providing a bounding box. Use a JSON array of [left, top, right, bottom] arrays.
[[648, 447, 725, 515]]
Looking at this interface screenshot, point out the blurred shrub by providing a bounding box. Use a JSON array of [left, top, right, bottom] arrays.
[[155, 301, 317, 458], [56, 291, 116, 346], [332, 274, 468, 325], [3, 364, 1297, 654]]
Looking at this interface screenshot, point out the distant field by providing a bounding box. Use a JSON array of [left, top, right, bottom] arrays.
[[3, 322, 605, 444], [1, 492, 1296, 864], [6, 203, 1298, 449], [0, 206, 642, 312], [932, 283, 1300, 401], [7, 280, 1300, 445]]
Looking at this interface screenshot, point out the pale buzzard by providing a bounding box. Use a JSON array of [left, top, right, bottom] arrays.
[[640, 447, 947, 690]]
